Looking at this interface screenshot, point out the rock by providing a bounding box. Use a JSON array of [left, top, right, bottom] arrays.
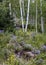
[[32, 49, 40, 55], [22, 51, 36, 60], [41, 45, 46, 52], [24, 52, 34, 57], [0, 30, 4, 33]]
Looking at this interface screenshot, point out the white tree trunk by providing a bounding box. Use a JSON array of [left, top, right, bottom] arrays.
[[36, 0, 38, 33], [19, 0, 24, 32], [9, 3, 12, 15], [22, 0, 25, 16], [25, 0, 30, 32], [40, 0, 44, 33]]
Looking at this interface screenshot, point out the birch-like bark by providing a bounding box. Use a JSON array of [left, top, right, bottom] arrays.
[[36, 0, 37, 33], [9, 3, 12, 15], [22, 0, 25, 16], [40, 0, 44, 33], [25, 0, 30, 32], [19, 0, 24, 32]]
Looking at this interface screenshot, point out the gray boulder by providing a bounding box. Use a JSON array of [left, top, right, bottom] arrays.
[[32, 49, 40, 54], [41, 45, 46, 52]]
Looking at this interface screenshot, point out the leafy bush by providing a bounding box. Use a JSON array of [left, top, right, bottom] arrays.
[[0, 3, 14, 31], [5, 54, 25, 65], [28, 24, 35, 31], [0, 32, 11, 61]]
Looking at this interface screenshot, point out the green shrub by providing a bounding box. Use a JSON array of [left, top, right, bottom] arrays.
[[0, 3, 14, 31]]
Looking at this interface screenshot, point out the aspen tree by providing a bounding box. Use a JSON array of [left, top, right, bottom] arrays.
[[25, 0, 30, 32], [40, 0, 44, 33], [19, 0, 24, 32]]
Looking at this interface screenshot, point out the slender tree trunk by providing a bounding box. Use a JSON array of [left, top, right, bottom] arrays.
[[22, 0, 25, 16], [36, 0, 38, 33], [33, 16, 35, 25], [25, 0, 30, 32], [19, 0, 24, 32], [9, 3, 11, 15], [40, 0, 44, 33]]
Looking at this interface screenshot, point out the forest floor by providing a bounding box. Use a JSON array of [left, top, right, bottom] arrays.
[[0, 30, 46, 65]]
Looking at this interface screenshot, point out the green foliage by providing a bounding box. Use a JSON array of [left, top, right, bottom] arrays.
[[25, 33, 46, 49], [28, 24, 35, 31], [15, 30, 46, 49], [0, 31, 46, 65], [5, 54, 25, 65], [5, 54, 16, 65], [0, 0, 46, 65], [0, 32, 11, 61], [0, 2, 14, 31]]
